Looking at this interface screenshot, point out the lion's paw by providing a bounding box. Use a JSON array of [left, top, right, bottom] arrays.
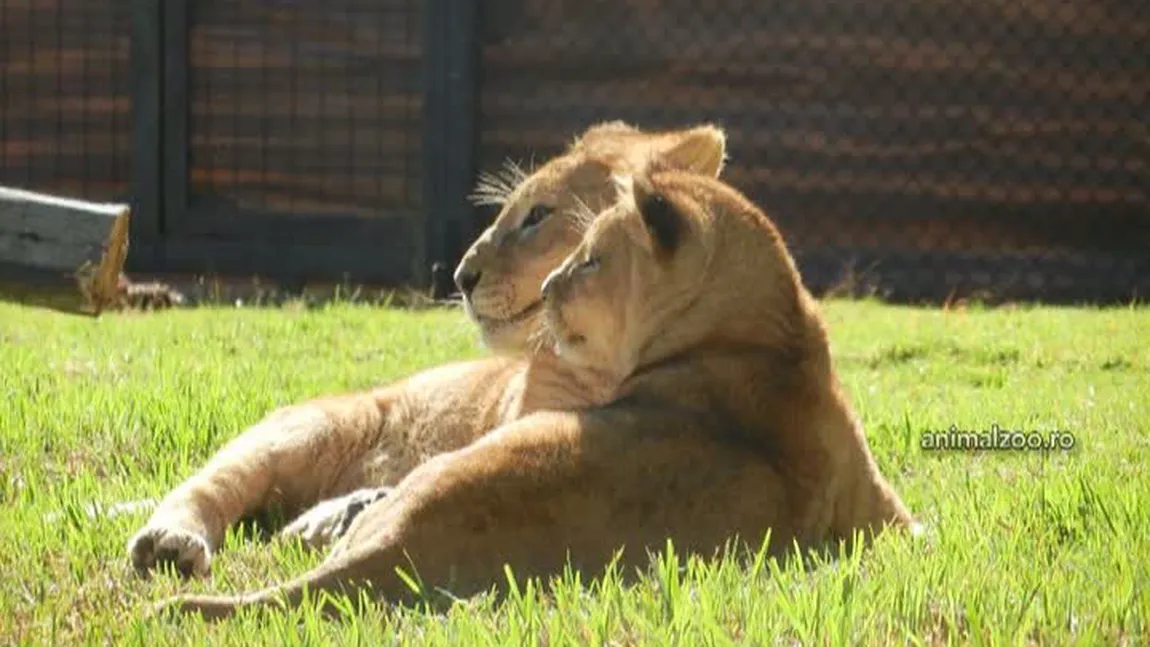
[[128, 524, 212, 578], [279, 487, 391, 550]]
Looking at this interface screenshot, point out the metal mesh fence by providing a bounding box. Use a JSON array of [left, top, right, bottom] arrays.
[[1, 0, 1146, 299], [187, 0, 423, 219], [477, 0, 1150, 302], [0, 0, 132, 202]]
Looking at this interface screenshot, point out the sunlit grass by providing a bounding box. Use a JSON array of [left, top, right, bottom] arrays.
[[1, 299, 1147, 644]]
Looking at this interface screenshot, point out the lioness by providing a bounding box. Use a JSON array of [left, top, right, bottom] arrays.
[[158, 166, 914, 619], [127, 122, 727, 577]]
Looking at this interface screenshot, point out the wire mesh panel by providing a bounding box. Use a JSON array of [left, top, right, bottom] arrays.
[[0, 0, 132, 201], [477, 0, 1150, 302], [185, 0, 423, 221]]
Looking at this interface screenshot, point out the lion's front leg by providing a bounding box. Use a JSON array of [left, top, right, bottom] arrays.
[[129, 393, 387, 577]]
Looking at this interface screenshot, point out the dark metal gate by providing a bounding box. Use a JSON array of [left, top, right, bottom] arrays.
[[137, 0, 437, 284], [1, 0, 473, 287]]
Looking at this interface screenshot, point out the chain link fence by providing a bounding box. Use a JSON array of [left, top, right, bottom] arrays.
[[0, 0, 132, 202], [186, 0, 423, 219], [477, 0, 1149, 303], [1, 0, 1147, 302]]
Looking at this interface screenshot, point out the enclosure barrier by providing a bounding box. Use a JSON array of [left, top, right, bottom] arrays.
[[1, 0, 1147, 303]]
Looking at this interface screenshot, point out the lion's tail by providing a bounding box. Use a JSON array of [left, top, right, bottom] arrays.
[[154, 592, 268, 622], [154, 545, 390, 621], [154, 579, 338, 621]]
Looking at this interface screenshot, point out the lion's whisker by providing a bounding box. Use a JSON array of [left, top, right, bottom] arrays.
[[566, 195, 598, 234], [525, 310, 555, 357], [469, 158, 533, 208]]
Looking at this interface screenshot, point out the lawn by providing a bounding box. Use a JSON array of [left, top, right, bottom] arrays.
[[1, 299, 1147, 645]]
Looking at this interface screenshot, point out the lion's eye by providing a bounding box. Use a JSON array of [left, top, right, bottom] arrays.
[[520, 205, 553, 230], [579, 255, 601, 272]]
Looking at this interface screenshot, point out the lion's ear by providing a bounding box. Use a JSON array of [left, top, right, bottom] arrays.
[[632, 178, 683, 256], [572, 120, 639, 150], [656, 125, 727, 178]]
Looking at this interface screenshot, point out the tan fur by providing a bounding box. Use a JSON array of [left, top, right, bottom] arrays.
[[156, 169, 913, 619], [127, 123, 728, 577]]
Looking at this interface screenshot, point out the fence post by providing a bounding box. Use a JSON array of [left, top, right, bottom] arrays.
[[128, 0, 164, 270], [421, 0, 480, 295], [162, 0, 190, 244]]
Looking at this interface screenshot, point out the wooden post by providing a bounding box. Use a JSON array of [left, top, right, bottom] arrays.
[[0, 186, 131, 316]]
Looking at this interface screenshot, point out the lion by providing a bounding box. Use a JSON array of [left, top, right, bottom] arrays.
[[126, 122, 728, 578], [157, 166, 915, 620]]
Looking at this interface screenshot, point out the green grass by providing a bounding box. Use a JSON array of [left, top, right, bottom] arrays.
[[1, 299, 1147, 645]]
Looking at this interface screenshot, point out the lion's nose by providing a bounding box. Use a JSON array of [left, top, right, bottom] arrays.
[[454, 269, 482, 298]]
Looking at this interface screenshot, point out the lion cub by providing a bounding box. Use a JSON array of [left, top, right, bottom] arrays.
[[127, 122, 727, 578], [158, 168, 914, 619]]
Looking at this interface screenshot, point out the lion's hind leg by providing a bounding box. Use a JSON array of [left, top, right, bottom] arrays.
[[155, 411, 785, 619], [278, 487, 392, 551]]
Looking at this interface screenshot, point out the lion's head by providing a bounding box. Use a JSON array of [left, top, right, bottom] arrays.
[[454, 122, 727, 353], [540, 168, 919, 542], [540, 168, 815, 379]]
